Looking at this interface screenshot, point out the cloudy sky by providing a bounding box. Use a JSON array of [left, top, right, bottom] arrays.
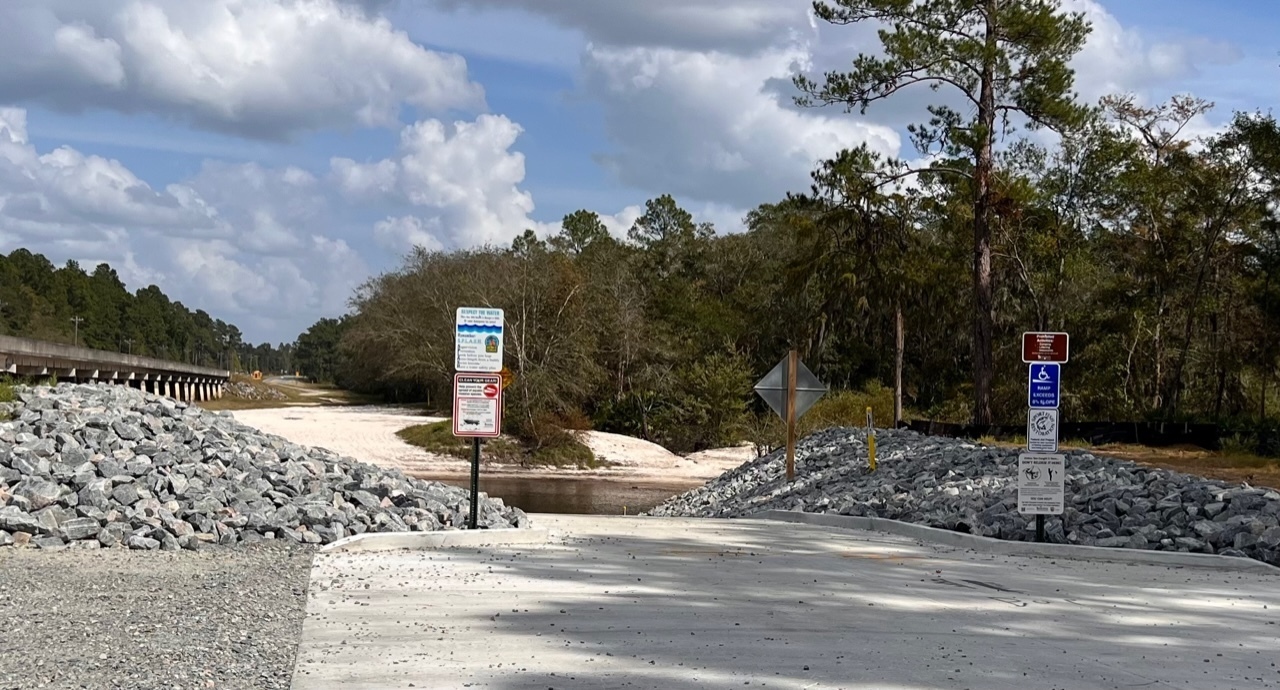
[[0, 0, 1274, 344]]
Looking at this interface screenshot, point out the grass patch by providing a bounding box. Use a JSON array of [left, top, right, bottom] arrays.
[[0, 378, 15, 404], [530, 441, 602, 468], [974, 434, 1280, 491], [978, 433, 1026, 446], [1088, 443, 1280, 490], [396, 421, 524, 462], [396, 420, 606, 469]]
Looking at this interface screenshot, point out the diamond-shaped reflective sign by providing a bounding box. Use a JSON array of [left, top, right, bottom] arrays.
[[753, 354, 827, 422]]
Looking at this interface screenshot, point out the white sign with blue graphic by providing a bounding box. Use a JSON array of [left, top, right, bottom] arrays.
[[1027, 363, 1060, 409], [455, 307, 504, 372]]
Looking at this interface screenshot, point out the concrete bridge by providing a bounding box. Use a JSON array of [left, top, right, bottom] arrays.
[[0, 335, 230, 403]]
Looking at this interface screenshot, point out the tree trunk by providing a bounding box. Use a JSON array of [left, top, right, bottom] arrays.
[[894, 302, 904, 427], [972, 2, 998, 427], [1211, 312, 1225, 420]]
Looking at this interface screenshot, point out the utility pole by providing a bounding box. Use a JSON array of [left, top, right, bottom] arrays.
[[70, 316, 84, 347], [123, 338, 133, 355]]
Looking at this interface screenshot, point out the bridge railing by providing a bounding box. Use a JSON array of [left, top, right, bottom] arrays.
[[0, 335, 230, 379]]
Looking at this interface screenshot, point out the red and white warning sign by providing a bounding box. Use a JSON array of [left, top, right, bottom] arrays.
[[452, 373, 503, 438]]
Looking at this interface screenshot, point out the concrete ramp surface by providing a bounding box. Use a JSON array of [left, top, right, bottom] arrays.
[[291, 515, 1280, 689]]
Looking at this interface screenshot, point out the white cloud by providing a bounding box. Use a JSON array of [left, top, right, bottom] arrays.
[[0, 106, 561, 342], [430, 0, 811, 55], [0, 107, 374, 341], [581, 42, 900, 210], [426, 0, 1242, 220], [0, 107, 219, 243], [597, 205, 643, 239], [331, 114, 541, 248], [373, 215, 447, 253], [1066, 0, 1241, 104], [0, 0, 485, 138]]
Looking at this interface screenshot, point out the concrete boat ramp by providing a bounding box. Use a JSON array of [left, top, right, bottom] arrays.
[[291, 514, 1280, 689]]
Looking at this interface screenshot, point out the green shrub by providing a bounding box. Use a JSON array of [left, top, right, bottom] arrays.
[[741, 382, 908, 455], [650, 351, 753, 453], [396, 421, 472, 458], [396, 419, 598, 467], [803, 384, 897, 433], [529, 434, 604, 468]]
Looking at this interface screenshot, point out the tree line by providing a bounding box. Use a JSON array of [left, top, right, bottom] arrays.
[[296, 0, 1280, 454], [0, 248, 292, 373]]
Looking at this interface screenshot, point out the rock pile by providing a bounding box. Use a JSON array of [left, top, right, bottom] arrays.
[[225, 380, 287, 401], [0, 384, 527, 550], [648, 428, 1280, 567]]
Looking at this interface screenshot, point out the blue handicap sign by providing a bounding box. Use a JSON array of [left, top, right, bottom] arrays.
[[1028, 363, 1060, 408]]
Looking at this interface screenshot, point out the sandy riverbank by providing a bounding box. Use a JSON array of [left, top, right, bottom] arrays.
[[228, 405, 754, 482]]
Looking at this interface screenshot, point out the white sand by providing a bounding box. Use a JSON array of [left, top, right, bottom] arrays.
[[228, 405, 753, 482]]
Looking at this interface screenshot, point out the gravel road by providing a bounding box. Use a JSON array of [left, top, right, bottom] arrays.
[[0, 542, 315, 690]]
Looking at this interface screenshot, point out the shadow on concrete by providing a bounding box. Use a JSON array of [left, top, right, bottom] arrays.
[[297, 517, 1280, 689]]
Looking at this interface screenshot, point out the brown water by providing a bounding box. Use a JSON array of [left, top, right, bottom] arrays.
[[417, 474, 699, 515]]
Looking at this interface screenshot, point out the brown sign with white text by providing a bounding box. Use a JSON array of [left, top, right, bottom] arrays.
[[1022, 332, 1069, 363]]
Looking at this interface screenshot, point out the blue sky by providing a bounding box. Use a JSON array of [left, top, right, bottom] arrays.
[[0, 0, 1275, 344]]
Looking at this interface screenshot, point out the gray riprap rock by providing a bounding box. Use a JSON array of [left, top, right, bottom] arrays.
[[32, 535, 65, 549], [0, 507, 46, 535], [11, 478, 62, 510], [60, 517, 101, 541], [125, 534, 160, 550], [0, 382, 529, 550], [111, 421, 144, 442], [110, 483, 141, 506], [647, 426, 1280, 568]]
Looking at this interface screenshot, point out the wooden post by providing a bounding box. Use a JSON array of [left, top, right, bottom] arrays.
[[786, 349, 798, 481]]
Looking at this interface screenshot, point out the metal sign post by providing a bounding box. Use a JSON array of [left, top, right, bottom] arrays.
[[454, 307, 505, 530], [1018, 453, 1065, 541], [754, 350, 827, 481], [866, 406, 877, 472], [1020, 332, 1068, 542], [786, 351, 798, 481], [452, 372, 502, 529]]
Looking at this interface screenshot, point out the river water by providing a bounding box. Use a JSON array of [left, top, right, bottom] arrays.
[[418, 474, 700, 515]]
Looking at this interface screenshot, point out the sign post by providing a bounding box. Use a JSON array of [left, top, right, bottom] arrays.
[[1018, 453, 1065, 541], [452, 372, 503, 529], [753, 351, 827, 481], [866, 407, 877, 472], [1021, 332, 1068, 542], [454, 307, 505, 530]]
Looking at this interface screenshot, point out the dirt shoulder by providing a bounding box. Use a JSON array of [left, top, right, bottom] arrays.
[[201, 376, 380, 412]]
